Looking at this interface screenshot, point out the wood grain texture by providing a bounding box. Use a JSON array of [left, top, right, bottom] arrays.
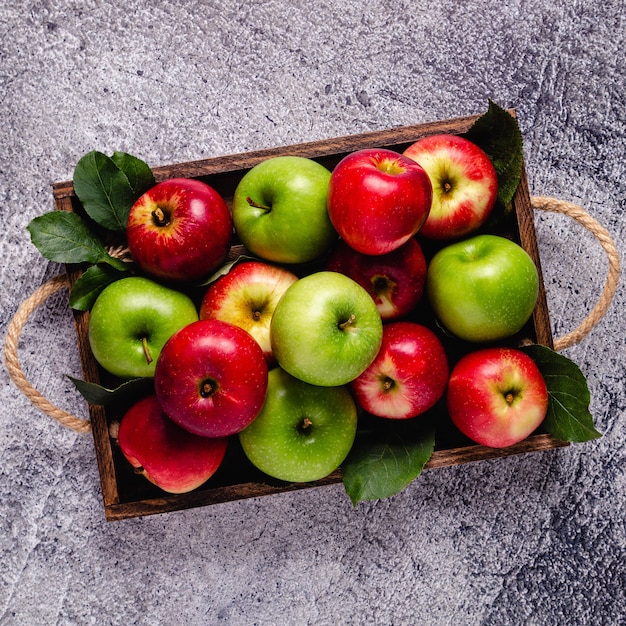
[[53, 112, 563, 521], [513, 163, 554, 348]]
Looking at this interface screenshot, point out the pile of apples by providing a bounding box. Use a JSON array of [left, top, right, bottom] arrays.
[[88, 134, 549, 494]]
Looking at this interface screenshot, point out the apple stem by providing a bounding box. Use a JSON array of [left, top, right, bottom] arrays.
[[505, 392, 515, 404], [442, 181, 452, 193], [338, 314, 356, 330], [300, 417, 313, 431], [142, 337, 153, 364], [152, 206, 170, 227], [246, 196, 271, 212]]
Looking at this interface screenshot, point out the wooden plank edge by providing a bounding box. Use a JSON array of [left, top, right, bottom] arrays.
[[514, 162, 554, 349], [424, 433, 569, 470], [51, 112, 485, 198], [103, 434, 569, 521], [53, 196, 121, 508]]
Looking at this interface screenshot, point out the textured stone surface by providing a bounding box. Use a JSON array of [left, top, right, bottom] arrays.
[[1, 1, 624, 624]]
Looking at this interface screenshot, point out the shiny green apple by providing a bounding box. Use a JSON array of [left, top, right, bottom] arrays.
[[232, 156, 336, 263], [426, 234, 539, 342], [239, 367, 358, 483], [88, 276, 198, 378], [270, 271, 383, 386]]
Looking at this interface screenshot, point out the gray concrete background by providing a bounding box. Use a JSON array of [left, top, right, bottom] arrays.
[[1, 1, 624, 624]]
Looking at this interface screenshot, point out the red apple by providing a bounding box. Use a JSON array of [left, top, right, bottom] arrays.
[[117, 395, 228, 494], [446, 347, 549, 448], [126, 178, 233, 282], [351, 322, 449, 419], [403, 134, 497, 240], [325, 238, 427, 320], [199, 260, 299, 364], [327, 148, 432, 255], [154, 319, 268, 438]]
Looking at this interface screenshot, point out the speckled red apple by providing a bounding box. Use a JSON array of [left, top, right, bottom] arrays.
[[326, 238, 427, 320], [117, 395, 228, 494], [327, 148, 432, 255], [446, 347, 549, 448], [403, 134, 497, 240], [351, 321, 449, 419], [200, 260, 299, 364], [154, 319, 268, 438], [127, 177, 233, 282]]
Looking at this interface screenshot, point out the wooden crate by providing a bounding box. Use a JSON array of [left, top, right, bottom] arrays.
[[52, 113, 568, 521]]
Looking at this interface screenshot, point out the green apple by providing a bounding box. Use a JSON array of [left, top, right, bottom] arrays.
[[238, 367, 358, 483], [232, 156, 336, 263], [88, 276, 198, 378], [426, 234, 539, 342], [270, 271, 383, 386]]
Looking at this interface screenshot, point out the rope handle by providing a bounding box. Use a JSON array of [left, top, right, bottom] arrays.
[[4, 274, 92, 433], [532, 196, 621, 351], [4, 197, 621, 433]]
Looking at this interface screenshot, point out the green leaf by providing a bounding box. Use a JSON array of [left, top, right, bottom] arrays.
[[69, 264, 127, 310], [463, 99, 524, 207], [73, 151, 136, 231], [28, 211, 112, 265], [67, 375, 153, 406], [196, 254, 260, 286], [111, 151, 155, 198], [342, 420, 436, 505], [27, 211, 129, 271], [521, 344, 602, 442]]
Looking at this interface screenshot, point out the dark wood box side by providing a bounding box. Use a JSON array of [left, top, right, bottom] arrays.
[[53, 194, 122, 509], [101, 433, 568, 521]]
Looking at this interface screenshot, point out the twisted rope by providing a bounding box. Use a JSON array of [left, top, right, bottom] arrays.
[[4, 274, 91, 433], [3, 197, 621, 433], [531, 196, 621, 351]]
